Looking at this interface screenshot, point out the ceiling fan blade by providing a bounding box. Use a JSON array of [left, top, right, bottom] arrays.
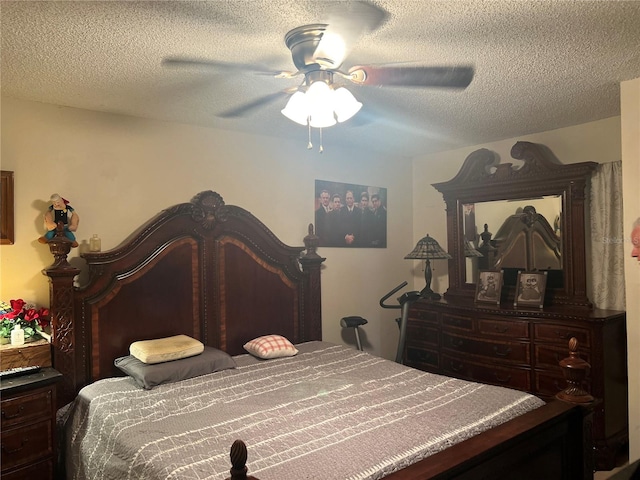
[[348, 65, 475, 89], [217, 89, 295, 118], [162, 57, 293, 77], [313, 1, 389, 69]]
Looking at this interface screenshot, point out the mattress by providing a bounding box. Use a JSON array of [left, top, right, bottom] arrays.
[[63, 341, 545, 480]]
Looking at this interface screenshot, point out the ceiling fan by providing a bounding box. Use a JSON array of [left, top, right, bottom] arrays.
[[162, 1, 474, 145]]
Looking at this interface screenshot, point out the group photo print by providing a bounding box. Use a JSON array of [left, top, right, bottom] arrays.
[[314, 180, 387, 248]]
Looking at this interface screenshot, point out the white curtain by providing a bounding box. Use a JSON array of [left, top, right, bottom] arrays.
[[589, 160, 625, 310]]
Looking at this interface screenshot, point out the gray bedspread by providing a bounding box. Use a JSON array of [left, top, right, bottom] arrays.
[[64, 341, 545, 480]]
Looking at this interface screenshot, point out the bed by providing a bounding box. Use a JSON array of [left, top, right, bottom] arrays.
[[43, 190, 593, 479]]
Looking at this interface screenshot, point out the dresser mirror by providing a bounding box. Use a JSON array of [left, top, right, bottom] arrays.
[[463, 195, 562, 286], [433, 141, 596, 307]]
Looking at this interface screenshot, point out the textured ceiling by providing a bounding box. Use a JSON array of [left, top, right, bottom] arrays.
[[2, 1, 640, 158]]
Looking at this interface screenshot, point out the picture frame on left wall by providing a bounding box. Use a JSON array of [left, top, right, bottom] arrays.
[[1, 171, 14, 245]]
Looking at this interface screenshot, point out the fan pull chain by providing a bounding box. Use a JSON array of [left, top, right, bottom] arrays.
[[307, 119, 313, 150], [319, 128, 323, 153]]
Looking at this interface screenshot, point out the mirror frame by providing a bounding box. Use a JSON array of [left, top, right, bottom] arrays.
[[432, 141, 596, 308]]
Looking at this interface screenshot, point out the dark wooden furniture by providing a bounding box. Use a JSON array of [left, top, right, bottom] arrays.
[[406, 141, 628, 470], [43, 191, 325, 408], [44, 189, 592, 479], [405, 300, 626, 470], [1, 170, 15, 245], [0, 339, 52, 371], [0, 368, 62, 480]]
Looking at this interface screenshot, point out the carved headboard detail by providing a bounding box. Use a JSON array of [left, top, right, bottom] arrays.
[[44, 191, 325, 407]]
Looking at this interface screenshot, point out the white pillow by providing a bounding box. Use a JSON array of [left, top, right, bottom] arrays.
[[243, 334, 298, 359], [130, 334, 204, 364]]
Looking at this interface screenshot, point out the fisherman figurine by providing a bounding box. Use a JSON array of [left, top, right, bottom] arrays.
[[38, 193, 80, 247]]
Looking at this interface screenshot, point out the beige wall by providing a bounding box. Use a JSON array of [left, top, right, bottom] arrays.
[[621, 77, 640, 463], [0, 97, 414, 360]]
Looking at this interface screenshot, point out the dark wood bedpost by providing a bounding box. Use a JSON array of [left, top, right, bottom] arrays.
[[556, 337, 597, 479], [41, 232, 81, 408], [299, 224, 325, 341], [226, 440, 259, 480]]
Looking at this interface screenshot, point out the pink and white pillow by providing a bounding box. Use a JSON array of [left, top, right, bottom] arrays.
[[243, 334, 299, 359]]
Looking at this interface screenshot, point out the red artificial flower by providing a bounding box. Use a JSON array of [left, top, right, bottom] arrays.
[[37, 309, 50, 328], [10, 299, 26, 312]]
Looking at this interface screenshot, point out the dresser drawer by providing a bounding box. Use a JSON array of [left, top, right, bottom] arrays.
[[406, 323, 439, 346], [534, 324, 590, 347], [405, 346, 439, 369], [535, 344, 591, 369], [442, 333, 530, 364], [1, 457, 54, 480], [441, 354, 531, 391], [1, 420, 53, 471], [478, 318, 529, 338], [409, 308, 438, 323], [1, 386, 53, 429], [441, 314, 473, 331]]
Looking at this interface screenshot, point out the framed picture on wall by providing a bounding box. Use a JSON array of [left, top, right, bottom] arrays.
[[474, 270, 503, 305], [314, 179, 387, 248], [1, 171, 14, 245], [514, 271, 548, 309]]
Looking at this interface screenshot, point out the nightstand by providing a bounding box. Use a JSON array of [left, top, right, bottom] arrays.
[[1, 368, 62, 480]]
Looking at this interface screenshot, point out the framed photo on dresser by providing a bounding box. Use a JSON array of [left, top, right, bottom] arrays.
[[514, 271, 548, 309], [475, 270, 503, 305]]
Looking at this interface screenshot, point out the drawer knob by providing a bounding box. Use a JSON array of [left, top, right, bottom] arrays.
[[450, 361, 463, 372], [493, 346, 512, 357], [494, 373, 512, 383], [1, 405, 24, 420], [450, 338, 464, 348], [2, 437, 28, 454], [494, 325, 508, 333]]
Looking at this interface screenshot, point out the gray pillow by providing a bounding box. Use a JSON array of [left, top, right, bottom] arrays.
[[115, 346, 236, 389]]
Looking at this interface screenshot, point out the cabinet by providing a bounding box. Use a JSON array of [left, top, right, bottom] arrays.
[[405, 299, 627, 470], [1, 368, 62, 480]]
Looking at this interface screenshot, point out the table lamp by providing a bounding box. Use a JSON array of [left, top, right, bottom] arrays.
[[464, 241, 483, 258], [405, 234, 452, 300]]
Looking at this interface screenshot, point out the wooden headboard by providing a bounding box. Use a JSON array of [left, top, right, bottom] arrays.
[[491, 205, 562, 272], [43, 191, 325, 407]]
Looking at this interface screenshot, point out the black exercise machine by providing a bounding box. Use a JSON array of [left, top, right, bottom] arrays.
[[340, 281, 421, 364]]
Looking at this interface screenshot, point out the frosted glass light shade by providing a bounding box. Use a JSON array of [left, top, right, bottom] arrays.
[[333, 87, 362, 123], [309, 110, 337, 128], [280, 81, 361, 128], [281, 91, 309, 126]]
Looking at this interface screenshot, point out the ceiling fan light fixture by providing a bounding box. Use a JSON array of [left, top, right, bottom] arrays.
[[281, 80, 361, 129]]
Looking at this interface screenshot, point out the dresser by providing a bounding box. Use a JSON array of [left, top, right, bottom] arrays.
[[418, 142, 629, 471], [1, 368, 62, 480], [405, 299, 627, 470]]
